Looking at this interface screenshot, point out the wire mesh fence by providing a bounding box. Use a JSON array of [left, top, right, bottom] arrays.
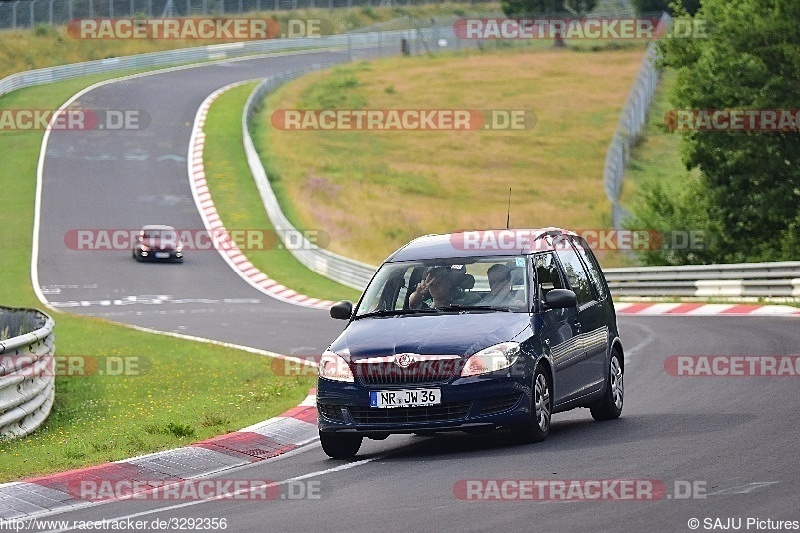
[[0, 0, 497, 29]]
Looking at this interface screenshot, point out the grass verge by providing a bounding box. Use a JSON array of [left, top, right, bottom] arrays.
[[252, 45, 650, 267], [619, 69, 701, 207], [202, 82, 361, 302], [0, 69, 314, 483]]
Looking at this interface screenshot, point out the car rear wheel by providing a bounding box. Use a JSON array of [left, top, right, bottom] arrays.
[[512, 363, 551, 443], [319, 431, 362, 459], [590, 351, 623, 421]]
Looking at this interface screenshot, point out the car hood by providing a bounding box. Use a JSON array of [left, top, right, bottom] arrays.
[[329, 312, 531, 361], [140, 238, 179, 249]]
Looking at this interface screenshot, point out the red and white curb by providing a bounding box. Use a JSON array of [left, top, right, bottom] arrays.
[[188, 83, 334, 310], [0, 391, 319, 520], [616, 302, 800, 316]]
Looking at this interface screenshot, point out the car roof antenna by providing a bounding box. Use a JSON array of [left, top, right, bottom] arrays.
[[506, 187, 512, 229]]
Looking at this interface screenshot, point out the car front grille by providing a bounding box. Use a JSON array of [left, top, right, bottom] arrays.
[[348, 401, 472, 424], [354, 358, 462, 386], [479, 393, 523, 415]]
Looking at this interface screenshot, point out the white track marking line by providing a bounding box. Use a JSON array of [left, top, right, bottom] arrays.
[[39, 456, 382, 533]]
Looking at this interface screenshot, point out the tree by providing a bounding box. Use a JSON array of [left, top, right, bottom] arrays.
[[637, 0, 800, 264]]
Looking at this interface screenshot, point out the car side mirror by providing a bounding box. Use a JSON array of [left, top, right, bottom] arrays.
[[330, 300, 354, 320], [544, 289, 578, 309]]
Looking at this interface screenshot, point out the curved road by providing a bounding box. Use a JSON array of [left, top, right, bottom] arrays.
[[33, 48, 800, 531], [37, 49, 358, 356]]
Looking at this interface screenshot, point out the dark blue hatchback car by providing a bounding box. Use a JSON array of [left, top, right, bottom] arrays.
[[317, 228, 624, 458]]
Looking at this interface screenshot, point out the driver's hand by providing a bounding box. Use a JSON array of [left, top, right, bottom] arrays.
[[415, 280, 429, 295]]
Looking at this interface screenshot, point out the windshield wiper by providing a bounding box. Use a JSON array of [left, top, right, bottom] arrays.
[[355, 308, 440, 319], [439, 304, 512, 312]]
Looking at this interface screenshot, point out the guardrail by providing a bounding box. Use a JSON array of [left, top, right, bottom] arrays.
[[605, 261, 800, 299], [0, 28, 438, 100], [0, 37, 318, 99], [242, 63, 378, 291], [0, 307, 55, 440], [241, 26, 455, 290]]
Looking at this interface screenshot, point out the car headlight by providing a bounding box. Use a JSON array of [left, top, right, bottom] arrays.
[[318, 350, 354, 382], [461, 342, 521, 377]]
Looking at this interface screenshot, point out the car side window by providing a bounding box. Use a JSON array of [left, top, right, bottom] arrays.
[[570, 237, 607, 301], [534, 253, 564, 303], [554, 239, 595, 307]]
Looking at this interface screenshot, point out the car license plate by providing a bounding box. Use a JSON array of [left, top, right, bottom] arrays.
[[155, 252, 170, 259], [369, 388, 440, 408]]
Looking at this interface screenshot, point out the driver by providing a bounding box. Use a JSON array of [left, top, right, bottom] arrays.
[[409, 267, 457, 308]]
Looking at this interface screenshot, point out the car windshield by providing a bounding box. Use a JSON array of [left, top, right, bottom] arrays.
[[355, 256, 529, 317], [142, 229, 176, 241]]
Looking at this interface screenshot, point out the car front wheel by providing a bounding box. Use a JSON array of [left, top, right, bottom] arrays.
[[319, 431, 363, 459], [512, 363, 551, 443], [590, 351, 623, 421]]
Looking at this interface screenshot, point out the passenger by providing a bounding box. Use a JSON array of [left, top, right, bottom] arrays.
[[409, 267, 457, 308], [481, 264, 514, 306]]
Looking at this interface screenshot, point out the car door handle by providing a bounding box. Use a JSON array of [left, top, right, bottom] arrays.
[[574, 321, 582, 331]]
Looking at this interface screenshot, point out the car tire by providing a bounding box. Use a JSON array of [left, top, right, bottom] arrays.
[[319, 431, 362, 459], [512, 363, 551, 443], [590, 351, 623, 421], [132, 251, 140, 261]]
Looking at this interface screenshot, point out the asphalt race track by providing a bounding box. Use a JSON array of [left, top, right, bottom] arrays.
[[24, 317, 800, 532], [36, 49, 360, 355], [32, 49, 800, 532]]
